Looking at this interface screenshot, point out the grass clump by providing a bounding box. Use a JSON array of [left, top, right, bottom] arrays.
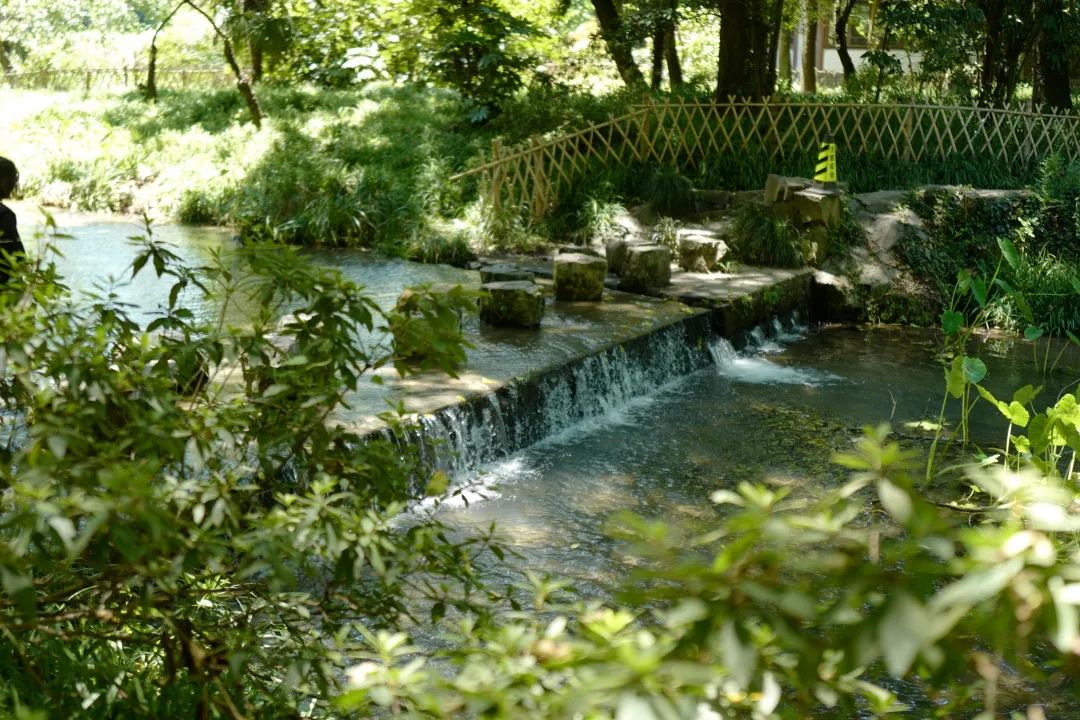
[[730, 203, 807, 268], [645, 166, 696, 218]]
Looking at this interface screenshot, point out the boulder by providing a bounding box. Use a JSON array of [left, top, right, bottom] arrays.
[[619, 245, 671, 291], [765, 174, 813, 205], [677, 235, 728, 272], [694, 188, 731, 210], [479, 281, 545, 328], [606, 237, 632, 276], [480, 263, 535, 283], [553, 253, 608, 301], [792, 187, 844, 229]]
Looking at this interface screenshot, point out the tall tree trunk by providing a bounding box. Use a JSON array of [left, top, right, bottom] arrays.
[[978, 1, 1004, 103], [802, 0, 818, 93], [651, 27, 666, 89], [764, 0, 784, 91], [145, 1, 185, 101], [716, 0, 774, 99], [184, 0, 263, 128], [835, 0, 857, 80], [591, 0, 646, 88], [243, 0, 265, 83], [778, 27, 792, 84], [1036, 0, 1072, 109], [665, 26, 683, 88]]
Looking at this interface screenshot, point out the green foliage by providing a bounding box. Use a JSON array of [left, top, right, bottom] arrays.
[[651, 215, 681, 252], [339, 421, 1080, 718], [730, 203, 807, 268], [0, 220, 498, 717], [426, 0, 536, 122], [644, 166, 695, 218], [899, 164, 1080, 337]]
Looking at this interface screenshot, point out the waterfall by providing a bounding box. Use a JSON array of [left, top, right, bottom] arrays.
[[391, 321, 713, 483], [709, 314, 838, 387], [386, 310, 830, 491]]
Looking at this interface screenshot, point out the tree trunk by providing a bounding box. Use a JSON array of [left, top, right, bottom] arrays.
[[764, 0, 784, 91], [184, 0, 263, 128], [778, 27, 792, 84], [835, 0, 857, 80], [145, 1, 185, 102], [802, 0, 818, 93], [243, 0, 265, 83], [1036, 0, 1072, 110], [665, 26, 683, 88], [716, 0, 774, 99], [0, 43, 12, 73], [651, 27, 666, 89], [591, 0, 646, 88]]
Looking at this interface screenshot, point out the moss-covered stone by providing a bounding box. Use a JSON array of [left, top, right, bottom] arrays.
[[479, 281, 545, 328], [553, 253, 607, 301], [619, 244, 671, 292], [480, 264, 535, 283]]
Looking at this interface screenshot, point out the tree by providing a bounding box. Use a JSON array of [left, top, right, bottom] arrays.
[[590, 0, 647, 88], [145, 0, 263, 127], [835, 0, 858, 81], [715, 0, 784, 99]]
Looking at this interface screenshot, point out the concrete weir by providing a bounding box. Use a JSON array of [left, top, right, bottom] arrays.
[[351, 264, 814, 480]]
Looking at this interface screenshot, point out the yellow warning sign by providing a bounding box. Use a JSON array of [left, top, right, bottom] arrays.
[[814, 141, 837, 184]]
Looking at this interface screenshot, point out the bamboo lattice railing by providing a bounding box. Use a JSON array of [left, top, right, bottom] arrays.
[[451, 99, 1080, 221], [0, 67, 233, 92]]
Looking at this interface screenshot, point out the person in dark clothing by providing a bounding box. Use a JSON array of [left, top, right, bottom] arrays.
[[0, 156, 25, 285]]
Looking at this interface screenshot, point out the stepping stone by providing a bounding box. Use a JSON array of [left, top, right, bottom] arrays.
[[479, 281, 545, 328], [619, 245, 671, 292], [606, 236, 647, 276], [480, 263, 534, 283], [556, 244, 602, 257], [678, 235, 728, 272], [553, 253, 607, 301]]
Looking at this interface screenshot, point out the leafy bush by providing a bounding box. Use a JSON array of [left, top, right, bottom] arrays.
[[0, 223, 499, 717], [730, 203, 807, 268], [900, 175, 1080, 336]]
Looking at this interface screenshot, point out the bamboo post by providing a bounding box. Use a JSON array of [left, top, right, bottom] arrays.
[[529, 138, 546, 222], [489, 139, 505, 218], [902, 107, 914, 162]]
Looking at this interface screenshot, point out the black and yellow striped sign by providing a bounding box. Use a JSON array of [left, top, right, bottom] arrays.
[[814, 141, 837, 184]]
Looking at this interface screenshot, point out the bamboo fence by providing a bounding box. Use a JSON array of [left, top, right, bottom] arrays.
[[451, 99, 1080, 221], [0, 67, 233, 92]]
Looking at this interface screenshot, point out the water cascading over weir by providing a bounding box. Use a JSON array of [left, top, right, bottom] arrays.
[[362, 268, 814, 487]]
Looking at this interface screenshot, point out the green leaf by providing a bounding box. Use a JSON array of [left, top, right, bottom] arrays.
[[1071, 276, 1080, 295], [425, 471, 449, 497], [969, 276, 987, 307], [1012, 384, 1042, 407], [720, 620, 757, 690], [946, 356, 966, 399], [930, 557, 1024, 613], [877, 479, 913, 524], [997, 236, 1019, 270], [962, 356, 987, 384], [1024, 325, 1045, 342], [1004, 401, 1030, 428], [879, 593, 926, 676], [940, 310, 963, 336]]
